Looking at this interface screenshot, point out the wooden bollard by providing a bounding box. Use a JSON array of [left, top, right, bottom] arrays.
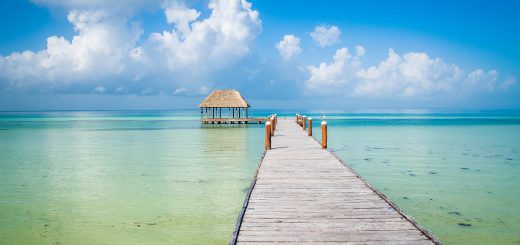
[[265, 121, 271, 150], [273, 115, 277, 131], [321, 120, 327, 149], [302, 116, 306, 130], [308, 117, 312, 136], [270, 117, 274, 136]]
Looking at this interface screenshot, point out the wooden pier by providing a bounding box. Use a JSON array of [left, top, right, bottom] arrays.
[[201, 118, 266, 124], [231, 118, 439, 244]]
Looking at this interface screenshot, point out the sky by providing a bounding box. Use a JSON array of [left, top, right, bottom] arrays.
[[0, 0, 519, 111]]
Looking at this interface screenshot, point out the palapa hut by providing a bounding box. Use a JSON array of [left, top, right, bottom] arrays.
[[199, 89, 255, 124]]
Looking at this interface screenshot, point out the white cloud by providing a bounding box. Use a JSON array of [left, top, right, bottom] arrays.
[[0, 10, 142, 88], [306, 47, 364, 88], [93, 86, 106, 93], [355, 45, 365, 57], [500, 77, 517, 91], [0, 0, 261, 93], [355, 49, 462, 96], [465, 69, 498, 91], [306, 47, 517, 97], [173, 85, 210, 96], [164, 1, 201, 37], [276, 35, 302, 61], [310, 25, 341, 47], [146, 0, 261, 71]]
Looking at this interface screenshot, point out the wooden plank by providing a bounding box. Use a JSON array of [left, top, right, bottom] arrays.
[[231, 118, 439, 244]]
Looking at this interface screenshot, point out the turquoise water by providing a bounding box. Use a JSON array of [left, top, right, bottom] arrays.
[[1, 111, 519, 244], [309, 113, 520, 244], [0, 111, 266, 244]]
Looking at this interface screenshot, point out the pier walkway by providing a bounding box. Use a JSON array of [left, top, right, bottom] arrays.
[[232, 118, 438, 244]]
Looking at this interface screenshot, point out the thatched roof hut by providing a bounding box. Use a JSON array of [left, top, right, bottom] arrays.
[[198, 89, 250, 108], [199, 89, 250, 121]]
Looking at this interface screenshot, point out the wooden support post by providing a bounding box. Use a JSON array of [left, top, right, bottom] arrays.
[[302, 116, 306, 130], [265, 121, 271, 150], [272, 115, 277, 132], [270, 117, 275, 136], [308, 117, 312, 136], [321, 120, 327, 149], [295, 114, 298, 123]]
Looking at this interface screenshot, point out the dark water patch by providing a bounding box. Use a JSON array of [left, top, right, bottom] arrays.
[[461, 167, 471, 170], [429, 171, 439, 175], [367, 147, 401, 150], [458, 223, 472, 227], [448, 211, 462, 216], [146, 223, 158, 226], [173, 180, 190, 183], [383, 160, 391, 163], [408, 173, 416, 176], [506, 158, 513, 161], [364, 158, 370, 161], [484, 154, 503, 158], [403, 197, 409, 200]]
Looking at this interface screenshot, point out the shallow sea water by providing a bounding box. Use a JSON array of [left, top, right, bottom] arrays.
[[1, 111, 519, 244], [0, 111, 265, 244], [310, 113, 520, 244]]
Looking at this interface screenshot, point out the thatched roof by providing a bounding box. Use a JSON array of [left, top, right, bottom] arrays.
[[198, 89, 250, 108]]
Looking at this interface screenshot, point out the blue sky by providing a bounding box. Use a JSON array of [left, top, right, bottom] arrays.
[[0, 0, 518, 110]]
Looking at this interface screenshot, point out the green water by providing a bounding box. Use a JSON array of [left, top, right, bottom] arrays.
[[0, 111, 265, 244], [1, 111, 520, 244]]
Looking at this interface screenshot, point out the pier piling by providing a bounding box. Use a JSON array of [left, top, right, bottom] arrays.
[[321, 120, 327, 149], [308, 117, 312, 136], [265, 121, 271, 150]]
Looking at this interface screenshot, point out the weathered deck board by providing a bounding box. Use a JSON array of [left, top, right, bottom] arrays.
[[232, 118, 439, 244]]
